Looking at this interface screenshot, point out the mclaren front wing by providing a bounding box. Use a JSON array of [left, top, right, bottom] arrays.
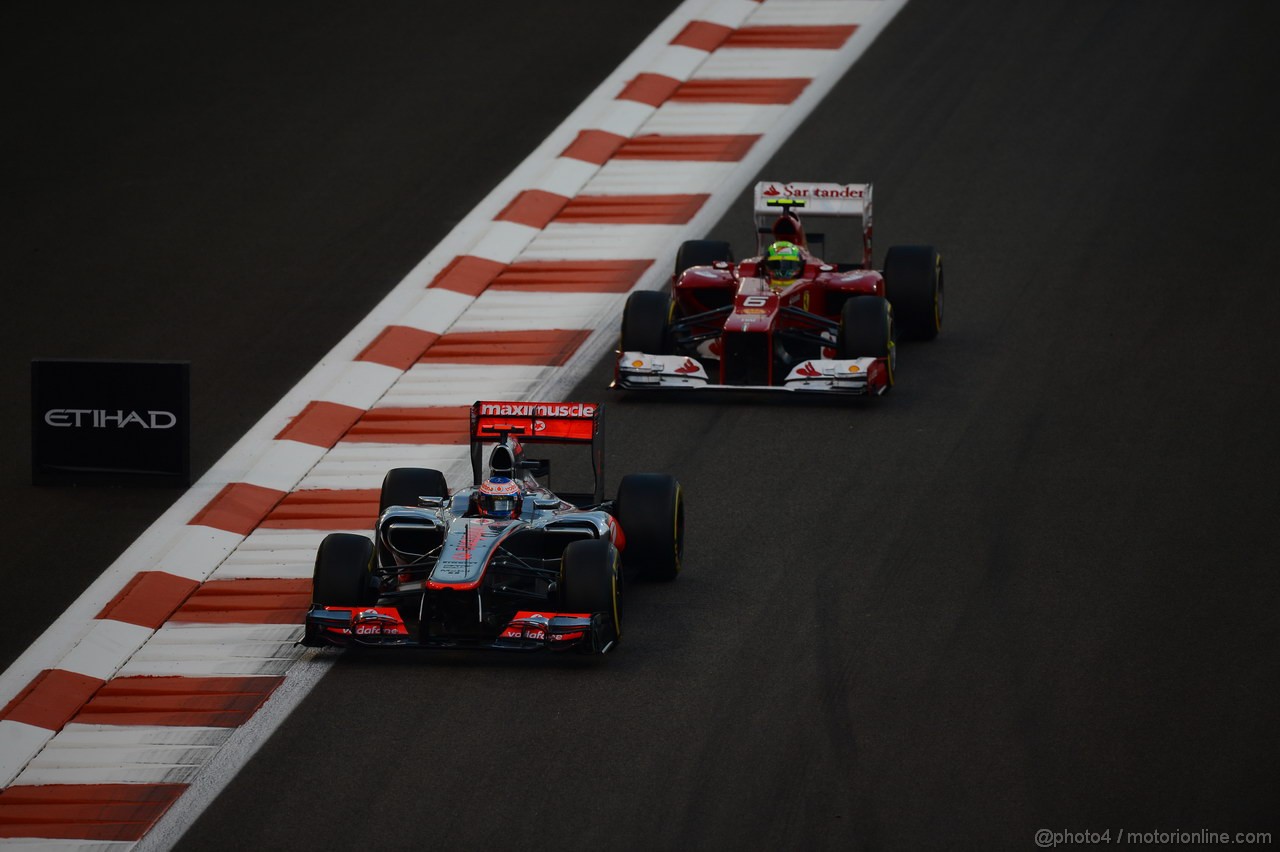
[[302, 605, 617, 653]]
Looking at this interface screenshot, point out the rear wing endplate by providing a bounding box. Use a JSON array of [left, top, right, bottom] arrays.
[[469, 401, 605, 504]]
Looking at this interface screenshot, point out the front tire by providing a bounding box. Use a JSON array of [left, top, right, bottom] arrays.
[[561, 539, 622, 652], [883, 245, 942, 341], [674, 239, 733, 276], [838, 296, 895, 389], [379, 468, 449, 513], [620, 290, 672, 355], [616, 473, 684, 582], [313, 533, 376, 607]]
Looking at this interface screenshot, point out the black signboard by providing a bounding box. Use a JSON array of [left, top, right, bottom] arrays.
[[31, 359, 190, 486]]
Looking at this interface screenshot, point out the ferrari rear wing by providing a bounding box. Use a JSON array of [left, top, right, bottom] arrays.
[[469, 400, 605, 505], [753, 180, 873, 267], [753, 181, 871, 217]]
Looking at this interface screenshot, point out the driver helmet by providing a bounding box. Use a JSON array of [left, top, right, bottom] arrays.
[[478, 476, 521, 518], [764, 241, 803, 289]]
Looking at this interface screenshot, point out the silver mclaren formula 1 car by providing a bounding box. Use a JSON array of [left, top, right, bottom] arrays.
[[301, 400, 684, 655]]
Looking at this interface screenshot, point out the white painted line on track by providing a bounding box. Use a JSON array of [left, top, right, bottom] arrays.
[[56, 622, 155, 683], [697, 47, 844, 78], [646, 101, 789, 134], [453, 290, 625, 332], [132, 650, 334, 852], [589, 160, 740, 196]]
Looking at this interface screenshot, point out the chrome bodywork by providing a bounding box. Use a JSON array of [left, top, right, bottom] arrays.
[[304, 402, 632, 654], [377, 486, 615, 593]]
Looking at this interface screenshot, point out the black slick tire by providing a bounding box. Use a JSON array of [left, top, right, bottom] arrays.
[[561, 539, 621, 652], [838, 296, 895, 389], [379, 468, 449, 513], [674, 239, 733, 276], [616, 473, 684, 582], [883, 245, 943, 341], [620, 290, 672, 355], [313, 533, 376, 607]]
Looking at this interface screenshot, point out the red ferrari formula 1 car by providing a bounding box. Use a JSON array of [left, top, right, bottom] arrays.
[[614, 180, 943, 396], [301, 401, 684, 655]]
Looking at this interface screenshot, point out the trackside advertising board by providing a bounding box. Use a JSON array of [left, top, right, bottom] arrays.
[[31, 359, 190, 486]]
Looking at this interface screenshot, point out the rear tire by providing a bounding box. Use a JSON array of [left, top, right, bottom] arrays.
[[561, 539, 621, 651], [838, 296, 895, 389], [616, 473, 684, 582], [379, 468, 449, 513], [620, 290, 672, 355], [674, 239, 733, 276], [313, 533, 376, 607], [883, 245, 942, 341]]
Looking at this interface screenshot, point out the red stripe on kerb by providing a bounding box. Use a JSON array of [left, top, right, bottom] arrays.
[[492, 260, 653, 293], [671, 20, 732, 51], [73, 675, 284, 727], [0, 669, 104, 731], [615, 134, 760, 161], [357, 326, 440, 370], [169, 578, 312, 624], [260, 489, 379, 530], [495, 190, 570, 229], [428, 255, 506, 297], [0, 783, 186, 842], [97, 571, 200, 628], [276, 400, 364, 448], [419, 329, 591, 366], [345, 405, 470, 444], [616, 73, 681, 107], [725, 25, 857, 49], [560, 129, 627, 165], [168, 573, 313, 621], [557, 194, 708, 225], [189, 482, 286, 536], [672, 78, 810, 104]]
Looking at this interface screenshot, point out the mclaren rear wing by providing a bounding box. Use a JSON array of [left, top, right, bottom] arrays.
[[753, 180, 874, 268], [469, 400, 605, 505]]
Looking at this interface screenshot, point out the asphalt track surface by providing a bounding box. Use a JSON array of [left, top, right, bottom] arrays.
[[5, 1, 1278, 849]]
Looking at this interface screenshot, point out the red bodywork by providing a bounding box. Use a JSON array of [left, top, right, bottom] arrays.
[[616, 181, 918, 395], [674, 255, 883, 387]]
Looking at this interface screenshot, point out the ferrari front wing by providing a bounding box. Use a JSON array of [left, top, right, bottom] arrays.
[[615, 351, 888, 395]]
